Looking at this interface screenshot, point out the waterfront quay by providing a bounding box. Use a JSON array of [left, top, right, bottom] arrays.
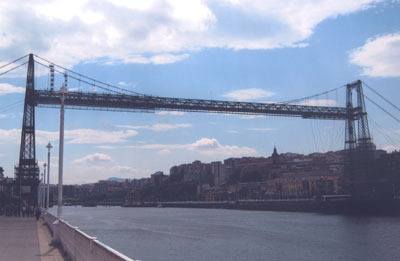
[[0, 212, 136, 261], [0, 215, 63, 261], [42, 212, 136, 261]]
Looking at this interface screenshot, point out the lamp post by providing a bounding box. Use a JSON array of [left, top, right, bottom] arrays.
[[46, 142, 52, 210], [57, 84, 67, 219], [40, 172, 44, 208], [43, 162, 47, 210], [52, 82, 67, 245], [37, 174, 41, 206]]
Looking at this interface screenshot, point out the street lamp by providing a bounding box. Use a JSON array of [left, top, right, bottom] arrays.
[[37, 174, 41, 206], [52, 82, 67, 244], [40, 172, 44, 208], [57, 83, 67, 219], [43, 162, 47, 210], [46, 142, 52, 210]]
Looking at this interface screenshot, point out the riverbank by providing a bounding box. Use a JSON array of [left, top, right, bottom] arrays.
[[122, 198, 400, 215]]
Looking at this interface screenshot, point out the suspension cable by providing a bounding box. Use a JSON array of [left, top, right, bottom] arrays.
[[280, 85, 346, 104], [0, 99, 24, 113], [369, 117, 399, 148], [0, 99, 23, 110], [362, 81, 400, 113], [364, 94, 400, 125], [33, 54, 143, 96], [34, 60, 125, 95], [0, 55, 29, 70], [0, 62, 28, 77]]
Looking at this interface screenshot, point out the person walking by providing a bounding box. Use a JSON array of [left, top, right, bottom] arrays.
[[34, 205, 41, 221], [29, 205, 34, 217]]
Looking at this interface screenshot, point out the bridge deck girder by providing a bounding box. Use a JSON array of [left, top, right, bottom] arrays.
[[34, 90, 354, 120]]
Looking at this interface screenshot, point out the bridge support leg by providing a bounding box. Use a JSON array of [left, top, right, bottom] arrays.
[[14, 53, 39, 207]]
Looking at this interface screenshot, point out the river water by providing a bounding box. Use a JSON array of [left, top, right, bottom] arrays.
[[54, 206, 400, 261]]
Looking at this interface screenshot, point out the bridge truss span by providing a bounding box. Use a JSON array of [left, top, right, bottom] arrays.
[[3, 54, 376, 204], [34, 90, 350, 120]]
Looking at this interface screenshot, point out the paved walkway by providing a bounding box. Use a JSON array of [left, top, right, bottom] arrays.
[[0, 215, 64, 261]]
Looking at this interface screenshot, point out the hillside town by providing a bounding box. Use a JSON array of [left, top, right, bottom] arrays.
[[54, 148, 352, 204], [2, 147, 400, 207]]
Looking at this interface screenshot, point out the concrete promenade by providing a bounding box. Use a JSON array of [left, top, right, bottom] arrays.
[[0, 215, 64, 261]]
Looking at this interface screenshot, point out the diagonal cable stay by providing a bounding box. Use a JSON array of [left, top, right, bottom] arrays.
[[34, 60, 126, 95], [0, 61, 28, 77], [364, 94, 400, 125], [33, 54, 143, 96], [0, 54, 29, 70], [280, 85, 346, 105], [363, 81, 400, 113]]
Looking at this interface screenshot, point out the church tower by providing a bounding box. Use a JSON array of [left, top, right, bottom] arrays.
[[272, 146, 279, 164]]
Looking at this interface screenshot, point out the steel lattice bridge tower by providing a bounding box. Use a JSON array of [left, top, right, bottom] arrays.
[[16, 54, 374, 203]]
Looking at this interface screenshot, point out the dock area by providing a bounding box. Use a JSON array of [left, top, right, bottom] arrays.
[[0, 216, 64, 261]]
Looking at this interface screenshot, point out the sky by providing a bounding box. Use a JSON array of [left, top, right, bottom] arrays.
[[0, 0, 399, 184]]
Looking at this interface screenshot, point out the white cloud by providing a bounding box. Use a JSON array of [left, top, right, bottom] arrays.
[[157, 149, 171, 155], [156, 111, 186, 116], [223, 88, 275, 101], [299, 99, 338, 107], [110, 165, 138, 175], [127, 137, 257, 157], [36, 130, 60, 145], [0, 128, 138, 145], [0, 83, 25, 95], [36, 128, 138, 145], [239, 115, 265, 119], [0, 128, 20, 144], [190, 138, 220, 150], [65, 162, 141, 183], [381, 144, 400, 152], [105, 0, 154, 11], [96, 145, 117, 150], [127, 143, 184, 150], [65, 129, 138, 144], [118, 81, 127, 86], [247, 128, 276, 131], [0, 0, 382, 66], [73, 153, 114, 164], [189, 138, 256, 156], [122, 53, 190, 64], [349, 32, 400, 77], [117, 123, 191, 132], [0, 113, 11, 119], [150, 53, 190, 64]]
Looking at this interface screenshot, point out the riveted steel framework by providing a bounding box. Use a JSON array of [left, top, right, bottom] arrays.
[[15, 54, 39, 204], [34, 90, 354, 120], [343, 80, 377, 199], [16, 54, 375, 202], [345, 80, 374, 151]]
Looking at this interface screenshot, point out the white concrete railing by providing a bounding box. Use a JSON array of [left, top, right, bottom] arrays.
[[42, 212, 136, 261]]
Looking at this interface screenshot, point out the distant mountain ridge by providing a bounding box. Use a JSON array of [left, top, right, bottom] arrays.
[[107, 177, 131, 182]]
